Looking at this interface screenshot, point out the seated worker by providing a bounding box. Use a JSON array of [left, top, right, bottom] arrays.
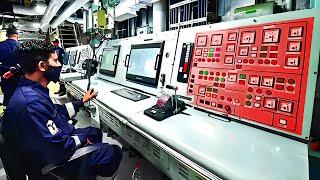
[[0, 26, 20, 106], [0, 40, 122, 179]]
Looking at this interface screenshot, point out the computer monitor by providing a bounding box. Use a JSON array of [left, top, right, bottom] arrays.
[[99, 46, 120, 77], [69, 50, 78, 67], [63, 51, 70, 65], [126, 42, 164, 87]]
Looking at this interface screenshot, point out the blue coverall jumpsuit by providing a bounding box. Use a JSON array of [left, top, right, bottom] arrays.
[[0, 39, 20, 105], [0, 77, 123, 179]]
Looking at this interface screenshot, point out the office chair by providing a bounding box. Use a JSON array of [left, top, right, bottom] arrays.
[[0, 132, 98, 180]]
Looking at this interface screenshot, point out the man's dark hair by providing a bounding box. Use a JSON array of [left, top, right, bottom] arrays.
[[18, 40, 55, 74], [6, 26, 18, 36]]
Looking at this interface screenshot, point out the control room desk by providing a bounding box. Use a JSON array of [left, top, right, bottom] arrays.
[[70, 78, 308, 180]]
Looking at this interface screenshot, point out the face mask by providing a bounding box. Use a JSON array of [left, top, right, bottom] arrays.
[[43, 64, 62, 83]]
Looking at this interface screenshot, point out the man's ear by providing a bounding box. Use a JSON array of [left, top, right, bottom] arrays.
[[38, 61, 47, 72]]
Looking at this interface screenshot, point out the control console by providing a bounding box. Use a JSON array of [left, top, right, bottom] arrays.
[[187, 18, 314, 136]]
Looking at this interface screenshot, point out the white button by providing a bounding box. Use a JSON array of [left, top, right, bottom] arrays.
[[252, 47, 258, 51], [254, 103, 261, 108], [279, 119, 287, 125], [255, 96, 262, 101], [237, 59, 242, 63], [211, 102, 216, 107], [251, 53, 257, 58]]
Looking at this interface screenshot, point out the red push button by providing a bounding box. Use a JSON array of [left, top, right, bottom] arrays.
[[227, 97, 232, 102], [210, 71, 214, 75], [249, 59, 254, 64], [202, 58, 206, 62], [220, 96, 225, 100], [212, 94, 217, 98], [219, 84, 225, 88], [266, 90, 272, 95], [258, 59, 263, 64], [225, 105, 231, 113], [288, 79, 295, 84], [264, 59, 270, 64], [276, 84, 284, 90], [287, 86, 294, 92], [199, 75, 203, 79], [209, 77, 214, 81], [216, 59, 220, 62], [207, 58, 211, 62], [216, 72, 220, 76], [248, 87, 253, 92], [204, 76, 208, 80], [213, 83, 219, 87], [256, 88, 262, 94], [222, 72, 226, 77], [243, 59, 248, 64], [212, 58, 216, 62], [271, 60, 277, 65]]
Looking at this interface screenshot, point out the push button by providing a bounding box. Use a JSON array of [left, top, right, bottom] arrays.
[[275, 84, 284, 90]]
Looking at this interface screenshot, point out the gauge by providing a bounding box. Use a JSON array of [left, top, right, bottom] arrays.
[[241, 31, 256, 44], [197, 36, 207, 47], [263, 29, 280, 43], [228, 32, 237, 41], [211, 34, 223, 46], [289, 26, 303, 37]]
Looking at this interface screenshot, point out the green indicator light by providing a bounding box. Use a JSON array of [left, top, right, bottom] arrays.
[[246, 101, 252, 106], [247, 94, 252, 99], [239, 74, 246, 79], [212, 88, 218, 93], [199, 71, 204, 74], [210, 48, 215, 52], [220, 78, 225, 82], [207, 87, 212, 92], [208, 53, 214, 57], [215, 77, 219, 82], [204, 71, 209, 75]]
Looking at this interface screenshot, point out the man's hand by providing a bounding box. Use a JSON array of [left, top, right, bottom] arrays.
[[83, 88, 98, 103]]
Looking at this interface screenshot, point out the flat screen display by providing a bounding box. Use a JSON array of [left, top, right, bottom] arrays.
[[69, 50, 78, 67], [63, 51, 70, 65], [99, 46, 120, 77], [126, 42, 164, 87]]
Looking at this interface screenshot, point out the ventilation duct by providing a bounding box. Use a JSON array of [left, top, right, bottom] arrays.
[[40, 0, 67, 31]]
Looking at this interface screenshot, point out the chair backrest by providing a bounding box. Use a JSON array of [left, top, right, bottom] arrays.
[[0, 134, 27, 180]]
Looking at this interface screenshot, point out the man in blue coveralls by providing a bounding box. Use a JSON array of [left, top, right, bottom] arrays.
[[51, 39, 67, 96], [0, 40, 122, 179], [0, 26, 20, 106]]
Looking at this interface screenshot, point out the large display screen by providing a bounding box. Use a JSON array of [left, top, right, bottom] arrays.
[[126, 42, 164, 87], [69, 50, 78, 67], [99, 46, 120, 77]]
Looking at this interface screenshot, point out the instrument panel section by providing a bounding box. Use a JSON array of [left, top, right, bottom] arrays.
[[192, 29, 239, 70], [188, 18, 314, 137]]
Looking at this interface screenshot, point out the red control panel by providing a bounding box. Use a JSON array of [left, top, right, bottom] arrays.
[[187, 18, 314, 136]]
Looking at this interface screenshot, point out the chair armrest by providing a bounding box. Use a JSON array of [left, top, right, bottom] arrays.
[[41, 145, 98, 175]]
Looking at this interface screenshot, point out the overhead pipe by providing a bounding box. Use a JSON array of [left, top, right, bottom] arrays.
[[51, 0, 90, 29], [40, 0, 67, 31], [12, 2, 47, 16]]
